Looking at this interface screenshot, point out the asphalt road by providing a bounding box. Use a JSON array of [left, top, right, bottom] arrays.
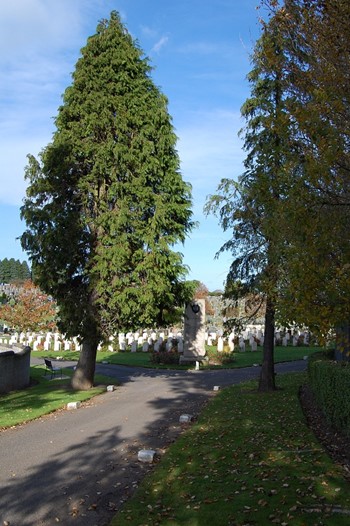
[[0, 359, 307, 526]]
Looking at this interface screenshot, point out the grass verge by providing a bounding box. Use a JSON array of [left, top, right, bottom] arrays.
[[111, 372, 350, 526], [0, 365, 117, 429], [33, 345, 319, 369]]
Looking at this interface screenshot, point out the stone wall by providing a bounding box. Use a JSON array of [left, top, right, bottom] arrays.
[[0, 345, 31, 393]]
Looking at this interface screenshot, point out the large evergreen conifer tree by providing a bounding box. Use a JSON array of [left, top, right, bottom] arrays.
[[21, 12, 194, 389]]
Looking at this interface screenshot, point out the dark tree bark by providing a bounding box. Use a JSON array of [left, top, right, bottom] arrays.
[[71, 338, 98, 390], [259, 296, 276, 392], [335, 324, 350, 363]]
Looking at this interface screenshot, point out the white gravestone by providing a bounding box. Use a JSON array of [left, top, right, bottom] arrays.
[[239, 338, 246, 352], [217, 336, 224, 352], [228, 332, 235, 352]]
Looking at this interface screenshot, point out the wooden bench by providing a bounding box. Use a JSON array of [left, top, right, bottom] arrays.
[[44, 358, 62, 379]]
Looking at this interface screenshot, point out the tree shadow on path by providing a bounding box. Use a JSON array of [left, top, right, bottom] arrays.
[[0, 360, 306, 525]]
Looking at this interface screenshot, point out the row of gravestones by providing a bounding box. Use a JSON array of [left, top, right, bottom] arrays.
[[0, 326, 309, 353], [0, 329, 184, 353], [205, 329, 310, 352], [111, 331, 184, 353]]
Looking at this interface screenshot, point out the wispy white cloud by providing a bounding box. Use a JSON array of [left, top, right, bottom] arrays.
[[0, 137, 48, 206], [0, 0, 90, 206], [0, 0, 83, 61], [140, 25, 158, 38], [174, 109, 245, 288], [0, 0, 259, 288], [177, 109, 245, 198], [151, 35, 169, 54]]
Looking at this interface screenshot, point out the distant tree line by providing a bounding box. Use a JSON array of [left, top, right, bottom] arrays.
[[0, 258, 31, 284]]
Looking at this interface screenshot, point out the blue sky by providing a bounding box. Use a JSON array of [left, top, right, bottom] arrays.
[[0, 0, 262, 291]]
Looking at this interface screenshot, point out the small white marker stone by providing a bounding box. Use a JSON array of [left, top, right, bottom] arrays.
[[179, 414, 193, 423], [67, 401, 81, 410], [138, 449, 156, 463], [195, 361, 200, 370], [102, 360, 109, 364], [303, 356, 308, 360], [213, 385, 221, 391], [107, 385, 115, 392]]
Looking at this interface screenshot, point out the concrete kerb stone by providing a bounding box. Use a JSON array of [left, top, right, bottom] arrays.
[[179, 414, 194, 424], [67, 401, 81, 410], [138, 449, 156, 463]]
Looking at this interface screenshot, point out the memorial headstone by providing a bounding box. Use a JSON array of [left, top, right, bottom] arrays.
[[217, 336, 224, 352], [180, 299, 206, 364], [239, 338, 246, 352], [228, 332, 235, 352]]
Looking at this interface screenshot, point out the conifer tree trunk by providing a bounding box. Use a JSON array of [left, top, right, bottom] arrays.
[[259, 296, 276, 392], [71, 338, 98, 390]]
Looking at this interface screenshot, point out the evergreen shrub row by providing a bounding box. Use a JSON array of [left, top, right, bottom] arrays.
[[308, 351, 350, 436]]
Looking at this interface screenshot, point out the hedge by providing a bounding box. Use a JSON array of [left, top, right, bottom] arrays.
[[308, 351, 350, 436]]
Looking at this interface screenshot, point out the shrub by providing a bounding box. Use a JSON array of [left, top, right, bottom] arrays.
[[206, 347, 236, 365], [150, 350, 180, 365], [308, 353, 350, 436]]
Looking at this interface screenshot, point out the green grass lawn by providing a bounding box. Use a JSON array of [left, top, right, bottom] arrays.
[[0, 345, 321, 430], [111, 372, 350, 526], [32, 345, 320, 369], [0, 365, 117, 429]]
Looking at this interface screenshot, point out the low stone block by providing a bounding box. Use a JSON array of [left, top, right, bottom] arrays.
[[213, 385, 221, 391], [138, 449, 156, 463], [179, 414, 193, 423], [107, 385, 115, 392], [67, 401, 81, 410]]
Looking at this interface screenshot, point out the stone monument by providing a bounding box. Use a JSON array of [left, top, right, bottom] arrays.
[[180, 299, 206, 364]]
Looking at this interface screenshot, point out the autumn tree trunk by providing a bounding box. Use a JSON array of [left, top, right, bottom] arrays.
[[259, 295, 276, 392]]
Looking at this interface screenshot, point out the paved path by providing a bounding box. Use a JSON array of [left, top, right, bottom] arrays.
[[0, 360, 307, 526]]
